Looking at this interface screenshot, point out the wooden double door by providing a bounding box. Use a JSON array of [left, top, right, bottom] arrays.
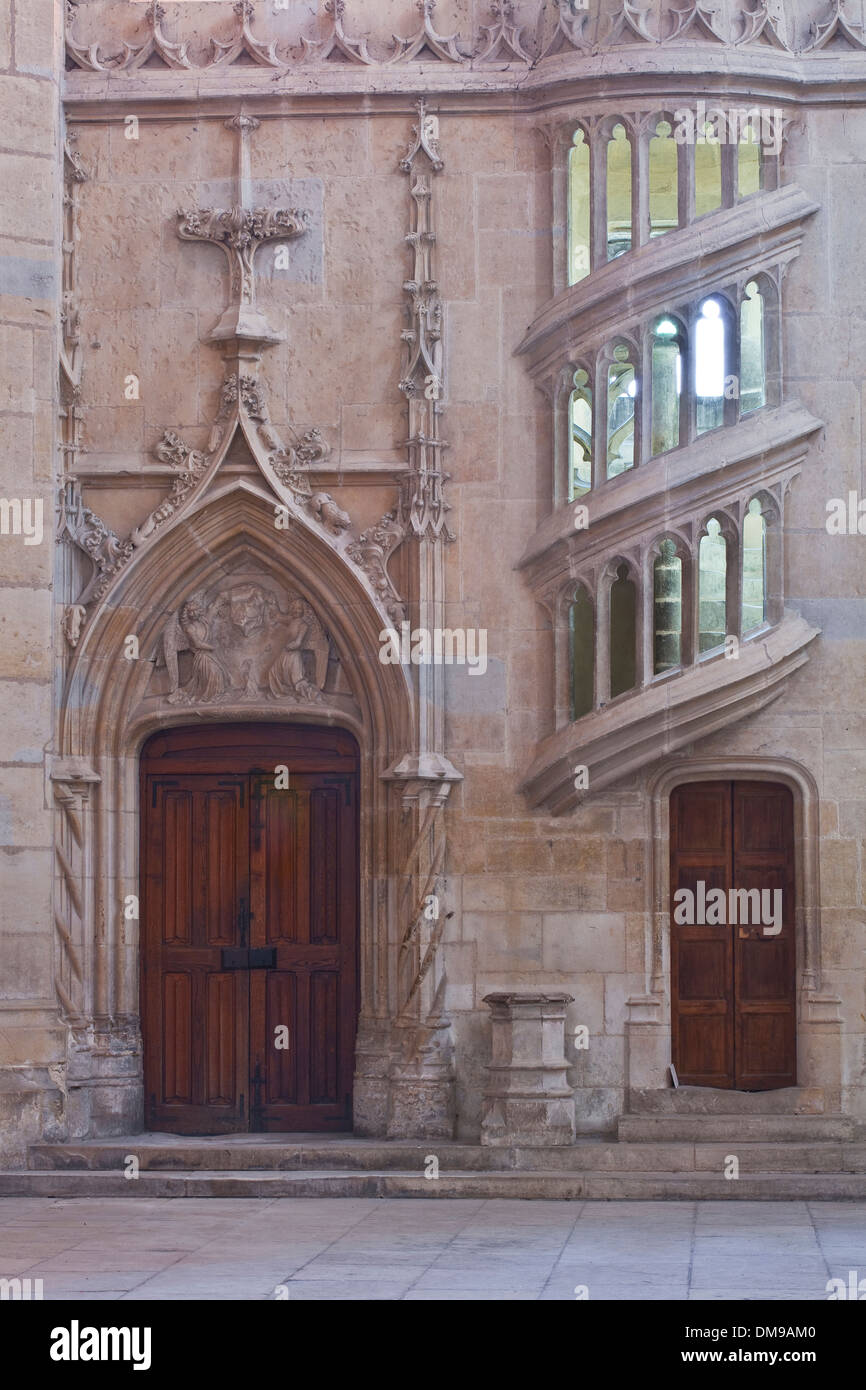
[[142, 725, 359, 1133], [670, 781, 796, 1091]]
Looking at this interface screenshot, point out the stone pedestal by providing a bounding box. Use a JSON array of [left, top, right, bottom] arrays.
[[481, 993, 576, 1147]]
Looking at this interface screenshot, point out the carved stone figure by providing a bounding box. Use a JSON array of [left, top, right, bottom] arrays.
[[267, 598, 328, 701], [153, 578, 334, 706], [162, 594, 230, 704]]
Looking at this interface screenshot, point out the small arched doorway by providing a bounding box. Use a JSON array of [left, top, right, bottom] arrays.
[[140, 723, 360, 1133], [670, 780, 796, 1090]]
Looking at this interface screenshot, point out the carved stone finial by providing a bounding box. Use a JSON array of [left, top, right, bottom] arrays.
[[400, 97, 444, 172]]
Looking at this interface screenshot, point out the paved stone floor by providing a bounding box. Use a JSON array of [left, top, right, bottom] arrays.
[[1, 1198, 864, 1300]]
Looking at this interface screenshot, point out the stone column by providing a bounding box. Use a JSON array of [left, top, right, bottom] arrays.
[[481, 993, 576, 1147], [0, 0, 65, 1165]]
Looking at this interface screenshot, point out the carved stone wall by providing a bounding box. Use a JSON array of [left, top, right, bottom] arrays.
[[0, 0, 863, 1163]]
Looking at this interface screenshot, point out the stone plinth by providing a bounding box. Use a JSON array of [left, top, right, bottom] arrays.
[[481, 993, 576, 1147]]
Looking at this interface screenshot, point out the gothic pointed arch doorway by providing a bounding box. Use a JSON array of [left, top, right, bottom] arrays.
[[141, 723, 360, 1133]]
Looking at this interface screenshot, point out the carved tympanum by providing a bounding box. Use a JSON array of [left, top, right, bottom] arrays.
[[152, 577, 338, 707]]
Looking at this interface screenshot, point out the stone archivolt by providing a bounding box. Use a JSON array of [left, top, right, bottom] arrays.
[[63, 0, 866, 76]]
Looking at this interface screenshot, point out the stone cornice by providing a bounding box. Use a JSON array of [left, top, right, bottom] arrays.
[[517, 184, 820, 382], [520, 610, 819, 812], [517, 401, 823, 597], [62, 52, 866, 110], [61, 0, 866, 110]]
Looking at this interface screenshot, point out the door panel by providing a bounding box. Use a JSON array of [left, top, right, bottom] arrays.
[[733, 782, 796, 1089], [142, 725, 359, 1133], [249, 774, 356, 1130], [670, 782, 733, 1088], [143, 776, 249, 1132], [670, 780, 796, 1091]]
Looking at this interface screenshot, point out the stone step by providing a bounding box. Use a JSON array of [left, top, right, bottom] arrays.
[[627, 1085, 827, 1115], [618, 1114, 857, 1143], [27, 1139, 497, 1174], [28, 1135, 866, 1175], [2, 1168, 866, 1200]]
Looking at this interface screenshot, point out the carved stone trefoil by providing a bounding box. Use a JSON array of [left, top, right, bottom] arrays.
[[299, 0, 375, 64], [210, 1, 282, 68], [474, 1, 534, 62], [125, 1, 194, 71], [388, 0, 468, 64], [538, 0, 593, 58], [805, 0, 866, 51]]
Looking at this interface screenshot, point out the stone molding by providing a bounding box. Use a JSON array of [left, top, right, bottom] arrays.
[[519, 402, 822, 594], [519, 610, 819, 811], [518, 184, 819, 384]]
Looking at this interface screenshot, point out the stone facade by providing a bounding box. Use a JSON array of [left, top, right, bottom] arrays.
[[0, 0, 864, 1164]]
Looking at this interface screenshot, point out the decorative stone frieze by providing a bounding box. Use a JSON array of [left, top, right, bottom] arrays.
[[481, 993, 577, 1146], [63, 0, 866, 80]]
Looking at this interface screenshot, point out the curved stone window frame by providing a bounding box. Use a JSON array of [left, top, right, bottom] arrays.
[[696, 510, 739, 657], [603, 115, 637, 263], [599, 336, 641, 485], [646, 312, 688, 459], [563, 490, 788, 723], [567, 581, 595, 721], [555, 272, 782, 498], [562, 108, 782, 289], [646, 532, 693, 684], [737, 271, 779, 412], [691, 290, 739, 437], [595, 554, 643, 707], [740, 488, 783, 634], [567, 122, 592, 286], [643, 109, 685, 244]]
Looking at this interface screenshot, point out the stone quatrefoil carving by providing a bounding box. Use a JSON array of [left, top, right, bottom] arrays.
[[64, 0, 866, 70]]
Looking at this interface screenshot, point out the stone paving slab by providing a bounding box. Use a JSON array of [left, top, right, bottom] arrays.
[[0, 1196, 864, 1300]]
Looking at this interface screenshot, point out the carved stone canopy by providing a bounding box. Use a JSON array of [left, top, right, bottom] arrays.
[[147, 566, 354, 711]]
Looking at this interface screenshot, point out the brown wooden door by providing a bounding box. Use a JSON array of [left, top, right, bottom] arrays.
[[670, 781, 796, 1090], [142, 725, 359, 1133]]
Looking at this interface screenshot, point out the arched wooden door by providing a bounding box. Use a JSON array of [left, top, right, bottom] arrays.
[[141, 724, 359, 1133], [670, 781, 796, 1091]]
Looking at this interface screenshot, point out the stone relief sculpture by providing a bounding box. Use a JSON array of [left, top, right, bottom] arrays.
[[154, 578, 334, 707], [267, 598, 329, 701]]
